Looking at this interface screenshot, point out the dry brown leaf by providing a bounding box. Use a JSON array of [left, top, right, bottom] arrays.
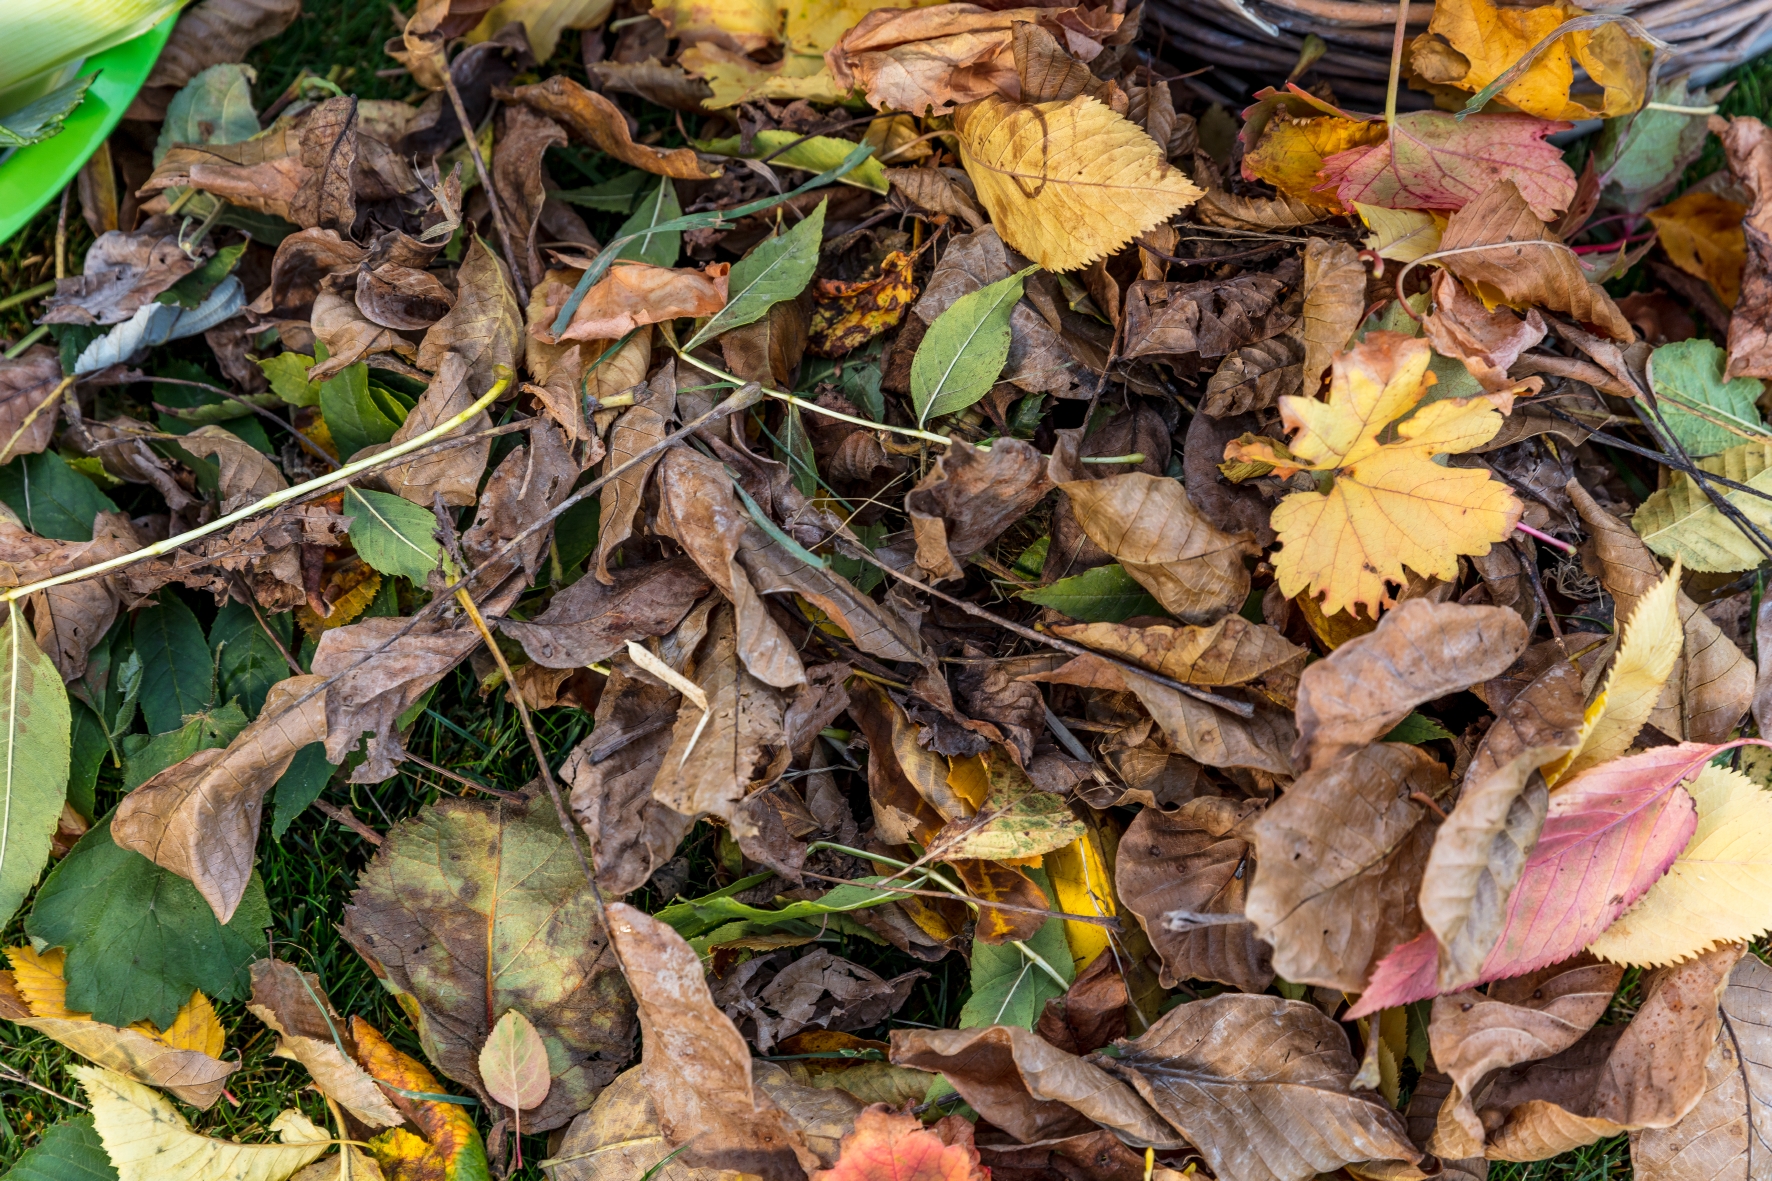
[[889, 1025, 1182, 1148], [606, 901, 823, 1178], [887, 167, 986, 231], [0, 512, 139, 682], [311, 617, 481, 782], [714, 949, 923, 1054], [178, 426, 289, 516], [1717, 116, 1772, 379], [41, 224, 199, 326], [1193, 187, 1327, 231], [1061, 472, 1257, 625], [1050, 616, 1306, 699], [1437, 181, 1632, 342], [907, 438, 1052, 582], [1204, 336, 1305, 417], [1630, 950, 1772, 1178], [246, 959, 402, 1128], [1567, 479, 1754, 743], [0, 348, 64, 463], [553, 262, 729, 343], [309, 289, 416, 382], [493, 104, 570, 289], [1245, 743, 1449, 992], [112, 675, 328, 924], [593, 360, 674, 584], [1300, 238, 1368, 390], [504, 556, 710, 670], [1115, 796, 1272, 993], [1479, 943, 1741, 1161], [459, 419, 581, 616], [501, 78, 721, 178], [1293, 598, 1529, 774], [1120, 265, 1300, 362], [1420, 660, 1586, 991], [1103, 992, 1424, 1181], [1426, 957, 1623, 1159], [1422, 270, 1548, 392], [136, 0, 301, 113]]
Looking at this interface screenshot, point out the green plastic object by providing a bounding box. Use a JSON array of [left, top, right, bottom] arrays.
[[0, 13, 176, 247]]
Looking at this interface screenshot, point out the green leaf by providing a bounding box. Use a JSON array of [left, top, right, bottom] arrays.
[[0, 452, 118, 541], [911, 267, 1034, 427], [344, 486, 449, 585], [68, 700, 106, 822], [838, 356, 884, 422], [0, 615, 71, 931], [156, 64, 258, 163], [132, 594, 214, 734], [257, 352, 322, 407], [1588, 76, 1717, 210], [614, 178, 682, 268], [929, 759, 1085, 863], [1012, 537, 1048, 581], [959, 868, 1073, 1029], [152, 362, 273, 451], [1648, 338, 1767, 458], [122, 702, 248, 791], [1382, 712, 1454, 744], [553, 494, 600, 578], [209, 601, 291, 719], [27, 814, 269, 1029], [1632, 439, 1772, 572], [1018, 564, 1166, 623], [655, 873, 904, 942], [550, 170, 648, 212], [774, 402, 817, 496], [270, 743, 334, 840], [683, 199, 827, 351], [697, 131, 890, 195], [321, 363, 404, 460], [0, 1115, 118, 1181], [156, 241, 248, 310], [0, 73, 96, 148]]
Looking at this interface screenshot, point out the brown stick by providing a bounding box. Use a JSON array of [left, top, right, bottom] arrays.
[[440, 66, 529, 304], [312, 799, 383, 845]]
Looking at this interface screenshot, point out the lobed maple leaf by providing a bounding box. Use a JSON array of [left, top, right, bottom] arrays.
[[1318, 111, 1578, 220], [810, 1105, 990, 1181], [1224, 331, 1521, 619]]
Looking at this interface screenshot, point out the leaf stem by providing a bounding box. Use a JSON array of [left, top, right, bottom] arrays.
[[1, 370, 514, 604], [674, 349, 959, 446], [1385, 0, 1409, 129]]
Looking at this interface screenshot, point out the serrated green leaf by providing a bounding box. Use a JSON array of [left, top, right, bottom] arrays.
[[270, 743, 334, 841], [122, 702, 248, 792], [155, 241, 248, 310], [0, 452, 118, 541], [959, 868, 1072, 1030], [0, 73, 96, 148], [344, 486, 449, 585], [1018, 563, 1166, 623], [697, 131, 889, 195], [321, 363, 404, 460], [209, 601, 292, 720], [68, 700, 106, 822], [256, 352, 321, 407], [1589, 75, 1718, 210], [0, 615, 71, 932], [26, 815, 269, 1029], [911, 266, 1034, 427], [1633, 440, 1772, 572], [613, 178, 682, 268], [1648, 338, 1767, 458], [1382, 712, 1454, 744], [0, 1115, 118, 1181], [132, 594, 214, 735], [683, 199, 827, 351]]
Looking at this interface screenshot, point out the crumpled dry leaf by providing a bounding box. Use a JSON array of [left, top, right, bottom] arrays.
[[134, 0, 301, 120], [311, 617, 480, 782], [910, 226, 1073, 393], [1120, 264, 1300, 362], [715, 948, 922, 1053], [1246, 742, 1450, 992], [1419, 659, 1585, 991], [1052, 615, 1306, 705], [552, 262, 729, 343], [42, 224, 200, 327], [591, 357, 672, 584], [502, 77, 720, 178], [245, 959, 402, 1128], [1060, 472, 1256, 625], [890, 1024, 1182, 1148], [178, 425, 289, 515], [341, 794, 635, 1132], [1299, 238, 1368, 390], [1479, 943, 1740, 1161], [605, 901, 824, 1178], [0, 511, 140, 682], [1715, 116, 1772, 379], [459, 419, 580, 616], [907, 438, 1052, 582], [1115, 796, 1272, 993], [504, 555, 709, 669], [1102, 992, 1423, 1181], [113, 674, 327, 924], [1423, 270, 1548, 392], [0, 347, 65, 464]]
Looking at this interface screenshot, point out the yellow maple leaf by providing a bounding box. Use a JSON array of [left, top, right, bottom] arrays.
[[1245, 115, 1385, 209], [1647, 191, 1748, 308], [955, 94, 1202, 274], [1226, 331, 1520, 618], [1587, 762, 1772, 965], [1413, 0, 1650, 120], [1543, 561, 1682, 787]]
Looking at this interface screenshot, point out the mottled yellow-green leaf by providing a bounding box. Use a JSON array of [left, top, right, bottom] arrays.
[[1633, 440, 1772, 572]]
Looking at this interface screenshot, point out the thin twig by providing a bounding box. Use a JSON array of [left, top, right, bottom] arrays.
[[232, 572, 304, 675], [795, 868, 1124, 930], [440, 67, 528, 305], [0, 1061, 86, 1109], [138, 375, 341, 470], [405, 751, 523, 801], [312, 799, 383, 844]]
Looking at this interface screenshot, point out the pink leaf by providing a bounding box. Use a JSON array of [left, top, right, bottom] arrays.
[[1351, 742, 1718, 1019], [1318, 111, 1578, 221]]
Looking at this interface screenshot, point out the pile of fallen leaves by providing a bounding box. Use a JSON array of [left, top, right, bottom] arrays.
[[6, 0, 1772, 1177]]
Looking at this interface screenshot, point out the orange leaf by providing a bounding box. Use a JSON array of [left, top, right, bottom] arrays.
[[811, 1106, 988, 1181]]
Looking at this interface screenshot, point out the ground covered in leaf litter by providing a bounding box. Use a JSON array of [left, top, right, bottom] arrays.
[[6, 0, 1772, 1178]]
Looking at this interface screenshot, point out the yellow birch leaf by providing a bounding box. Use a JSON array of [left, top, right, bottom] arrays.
[[1587, 762, 1772, 965], [154, 992, 226, 1058], [955, 94, 1202, 274], [1420, 0, 1650, 120], [466, 0, 615, 61], [1356, 203, 1444, 263], [1245, 115, 1386, 209], [947, 754, 990, 813], [1044, 832, 1115, 974], [1224, 332, 1521, 618], [76, 1065, 329, 1181], [8, 945, 76, 1018], [783, 0, 946, 56], [1549, 560, 1683, 785], [680, 45, 852, 109], [651, 0, 779, 51], [1647, 191, 1748, 308]]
